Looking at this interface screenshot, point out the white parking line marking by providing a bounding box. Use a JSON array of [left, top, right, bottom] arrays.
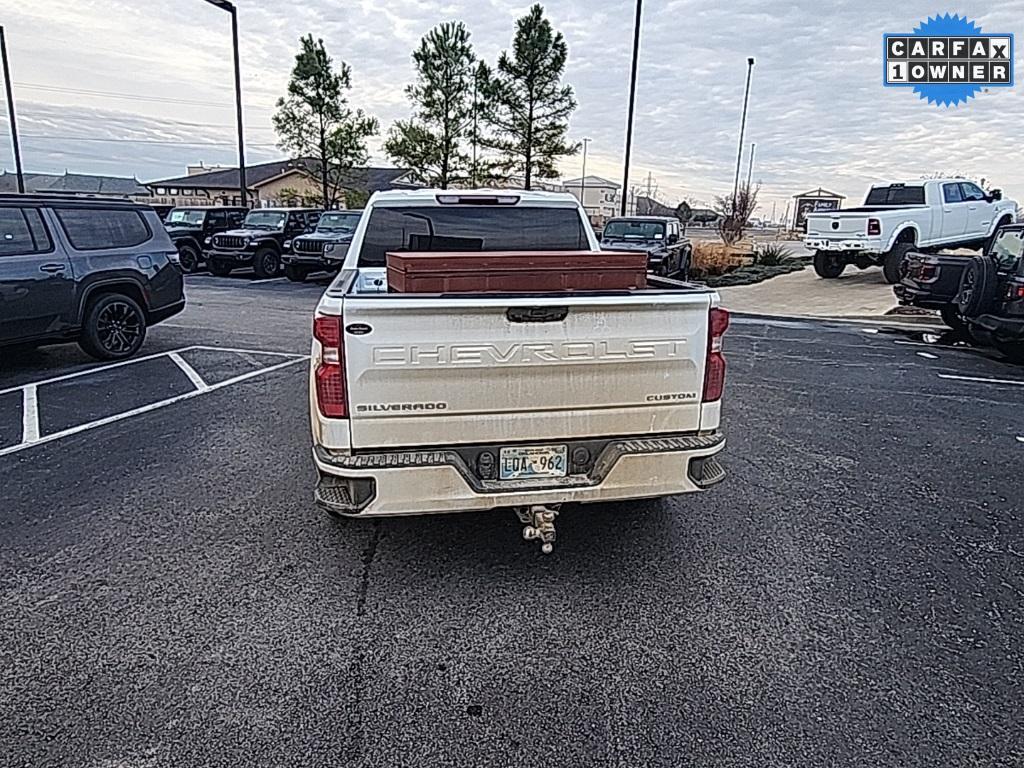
[[250, 278, 284, 285], [168, 351, 209, 392], [191, 345, 304, 358], [861, 328, 879, 334], [916, 351, 939, 359], [0, 356, 307, 458], [1017, 436, 1024, 443], [938, 373, 1024, 387], [21, 385, 39, 444]]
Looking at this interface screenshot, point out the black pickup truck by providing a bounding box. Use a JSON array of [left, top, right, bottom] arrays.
[[281, 209, 362, 282], [895, 225, 1024, 351], [164, 206, 247, 273], [206, 208, 322, 278], [599, 216, 692, 279]]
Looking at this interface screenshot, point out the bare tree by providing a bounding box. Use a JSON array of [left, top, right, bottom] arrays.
[[714, 182, 760, 246]]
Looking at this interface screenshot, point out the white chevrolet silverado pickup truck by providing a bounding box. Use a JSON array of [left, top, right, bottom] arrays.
[[805, 179, 1017, 283], [308, 189, 728, 553]]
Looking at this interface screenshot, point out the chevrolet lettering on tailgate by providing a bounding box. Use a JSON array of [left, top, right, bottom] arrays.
[[371, 339, 689, 367]]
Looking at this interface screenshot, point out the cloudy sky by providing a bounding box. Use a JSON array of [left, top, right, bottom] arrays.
[[1, 0, 1023, 217]]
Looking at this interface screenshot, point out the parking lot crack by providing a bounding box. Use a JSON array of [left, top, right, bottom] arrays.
[[355, 521, 381, 618]]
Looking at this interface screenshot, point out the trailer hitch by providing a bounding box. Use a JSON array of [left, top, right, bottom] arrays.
[[515, 505, 560, 555]]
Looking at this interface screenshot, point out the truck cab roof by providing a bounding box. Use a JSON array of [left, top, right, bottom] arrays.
[[366, 188, 583, 208]]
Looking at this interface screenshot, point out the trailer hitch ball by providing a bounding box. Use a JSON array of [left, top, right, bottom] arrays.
[[516, 505, 560, 554]]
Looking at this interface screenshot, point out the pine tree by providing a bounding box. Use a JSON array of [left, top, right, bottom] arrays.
[[480, 4, 578, 189], [273, 35, 378, 208], [384, 22, 476, 189]]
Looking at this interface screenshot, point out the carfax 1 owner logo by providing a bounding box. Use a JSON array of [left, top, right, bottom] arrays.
[[884, 13, 1013, 106]]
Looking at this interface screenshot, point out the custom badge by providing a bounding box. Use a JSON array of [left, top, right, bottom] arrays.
[[884, 14, 1013, 106]]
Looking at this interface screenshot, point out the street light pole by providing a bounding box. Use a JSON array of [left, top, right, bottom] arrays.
[[204, 0, 246, 207], [732, 57, 755, 210], [0, 26, 25, 193], [579, 137, 591, 212], [745, 142, 756, 189], [620, 0, 642, 216]]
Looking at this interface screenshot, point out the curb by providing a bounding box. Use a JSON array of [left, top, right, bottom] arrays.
[[730, 310, 945, 330]]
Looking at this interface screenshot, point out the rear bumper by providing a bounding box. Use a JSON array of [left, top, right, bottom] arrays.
[[804, 237, 883, 253], [893, 283, 949, 308], [313, 433, 726, 517], [149, 298, 186, 324], [970, 314, 1024, 339]]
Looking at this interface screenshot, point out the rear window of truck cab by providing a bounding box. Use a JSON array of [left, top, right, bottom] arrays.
[[357, 205, 589, 267], [864, 186, 926, 205]]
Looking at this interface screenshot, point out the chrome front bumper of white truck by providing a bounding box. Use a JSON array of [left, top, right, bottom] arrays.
[[313, 433, 726, 517], [804, 237, 884, 252]]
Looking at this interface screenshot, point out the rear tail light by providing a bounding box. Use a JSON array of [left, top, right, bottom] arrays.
[[1008, 281, 1024, 300], [702, 307, 729, 402], [867, 218, 881, 236], [314, 314, 347, 418]]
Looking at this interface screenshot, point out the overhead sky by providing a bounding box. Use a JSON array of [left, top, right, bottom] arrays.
[[1, 0, 1022, 218]]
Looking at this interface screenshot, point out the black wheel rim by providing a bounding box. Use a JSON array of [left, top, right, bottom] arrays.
[[180, 248, 197, 272], [97, 301, 142, 354], [263, 253, 277, 274], [959, 269, 976, 310]]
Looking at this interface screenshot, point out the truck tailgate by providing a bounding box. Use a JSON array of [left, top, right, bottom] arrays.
[[806, 213, 868, 238], [341, 293, 713, 449]]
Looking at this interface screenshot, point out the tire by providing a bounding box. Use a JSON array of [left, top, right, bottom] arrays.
[[955, 256, 998, 318], [883, 242, 914, 284], [985, 216, 1013, 254], [284, 264, 308, 283], [253, 247, 281, 278], [678, 250, 692, 281], [208, 259, 233, 277], [177, 242, 201, 274], [994, 339, 1024, 364], [78, 293, 147, 361], [813, 251, 845, 279], [939, 305, 967, 332]]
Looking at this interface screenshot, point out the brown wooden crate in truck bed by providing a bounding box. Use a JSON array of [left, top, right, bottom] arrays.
[[386, 250, 648, 293]]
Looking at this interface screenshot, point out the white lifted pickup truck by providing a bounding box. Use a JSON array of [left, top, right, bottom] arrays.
[[308, 189, 728, 553], [805, 179, 1016, 284]]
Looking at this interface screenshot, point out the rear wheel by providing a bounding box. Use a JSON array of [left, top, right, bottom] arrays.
[[177, 242, 201, 273], [939, 305, 967, 332], [78, 293, 147, 360], [994, 339, 1024, 364], [253, 247, 281, 278], [813, 251, 845, 279], [883, 242, 914, 284], [208, 259, 233, 277], [284, 264, 309, 283], [956, 256, 997, 318]]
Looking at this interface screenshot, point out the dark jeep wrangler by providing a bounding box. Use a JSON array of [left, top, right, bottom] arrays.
[[164, 206, 247, 273], [206, 208, 322, 278], [281, 209, 362, 282], [599, 216, 693, 279]]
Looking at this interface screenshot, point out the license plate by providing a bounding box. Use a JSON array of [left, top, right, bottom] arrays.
[[499, 445, 568, 480]]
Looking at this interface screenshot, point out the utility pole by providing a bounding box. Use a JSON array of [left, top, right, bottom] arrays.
[[732, 57, 755, 211], [203, 1, 246, 207], [579, 137, 591, 211], [770, 200, 777, 225], [620, 0, 642, 216], [646, 170, 653, 199], [0, 26, 25, 193], [471, 72, 479, 187], [745, 142, 756, 189]]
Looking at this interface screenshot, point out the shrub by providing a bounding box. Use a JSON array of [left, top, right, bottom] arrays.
[[754, 243, 793, 266]]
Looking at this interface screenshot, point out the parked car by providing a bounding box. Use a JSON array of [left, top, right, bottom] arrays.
[[958, 226, 1024, 362], [805, 180, 1017, 283], [309, 190, 727, 554], [281, 209, 362, 282], [895, 223, 1024, 332], [599, 215, 693, 279], [206, 207, 322, 278], [164, 206, 247, 273], [0, 195, 184, 360]]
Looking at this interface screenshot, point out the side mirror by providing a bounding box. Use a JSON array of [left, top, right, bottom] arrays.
[[668, 234, 679, 244], [991, 189, 1003, 201]]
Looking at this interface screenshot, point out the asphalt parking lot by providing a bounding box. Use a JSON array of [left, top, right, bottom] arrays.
[[2, 273, 1023, 766]]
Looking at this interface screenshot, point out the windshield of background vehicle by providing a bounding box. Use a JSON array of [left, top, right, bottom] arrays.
[[317, 212, 360, 233], [357, 206, 589, 266], [602, 220, 666, 240], [864, 186, 926, 205], [166, 209, 205, 225], [243, 211, 286, 229]]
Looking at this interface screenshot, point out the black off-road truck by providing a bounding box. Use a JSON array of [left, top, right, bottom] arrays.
[[164, 206, 247, 273], [206, 208, 322, 278]]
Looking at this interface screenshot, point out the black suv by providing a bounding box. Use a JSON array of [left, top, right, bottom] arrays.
[[281, 209, 362, 282], [164, 206, 247, 273], [0, 195, 184, 360], [599, 216, 693, 279], [206, 208, 322, 278], [960, 226, 1024, 362], [895, 224, 1023, 333]]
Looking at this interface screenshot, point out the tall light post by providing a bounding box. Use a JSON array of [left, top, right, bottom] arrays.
[[745, 142, 756, 189], [732, 57, 755, 210], [0, 26, 25, 193], [579, 137, 591, 211], [620, 0, 642, 216], [203, 0, 246, 207]]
